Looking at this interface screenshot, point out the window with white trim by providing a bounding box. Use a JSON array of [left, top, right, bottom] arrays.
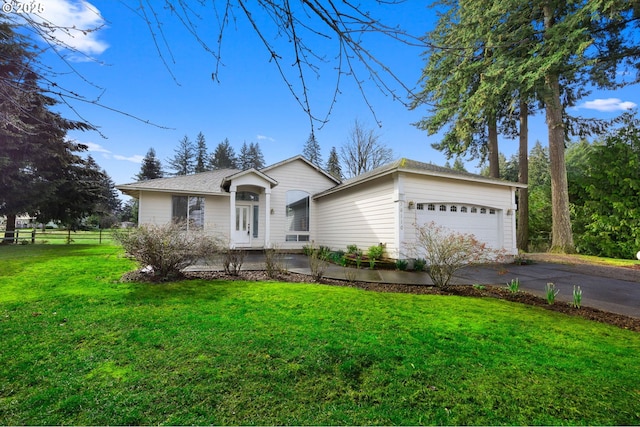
[[172, 195, 205, 231], [286, 190, 310, 241]]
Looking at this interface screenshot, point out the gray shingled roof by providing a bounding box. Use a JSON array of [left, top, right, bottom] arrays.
[[117, 168, 241, 197], [314, 158, 525, 199]]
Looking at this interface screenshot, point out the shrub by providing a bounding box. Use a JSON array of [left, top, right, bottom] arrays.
[[264, 245, 286, 279], [113, 222, 222, 280], [412, 258, 427, 272], [222, 248, 246, 276], [367, 244, 384, 269], [395, 259, 408, 270], [410, 221, 504, 289], [306, 241, 330, 281], [346, 244, 359, 255]]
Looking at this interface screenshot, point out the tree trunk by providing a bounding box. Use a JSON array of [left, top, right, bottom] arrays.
[[3, 214, 17, 244], [544, 73, 575, 253], [543, 4, 574, 253], [517, 101, 529, 252], [488, 115, 500, 178]]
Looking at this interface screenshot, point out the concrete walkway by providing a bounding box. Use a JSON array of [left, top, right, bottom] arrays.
[[189, 253, 640, 319]]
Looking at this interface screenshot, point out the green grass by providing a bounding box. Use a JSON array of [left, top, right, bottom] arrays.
[[1, 245, 640, 425]]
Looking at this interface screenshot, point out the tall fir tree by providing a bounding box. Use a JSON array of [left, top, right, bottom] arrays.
[[167, 135, 195, 176], [194, 132, 208, 173], [209, 138, 238, 169], [325, 146, 342, 180], [0, 18, 94, 240], [302, 132, 322, 166], [248, 142, 265, 169], [238, 141, 265, 169], [135, 147, 163, 181]]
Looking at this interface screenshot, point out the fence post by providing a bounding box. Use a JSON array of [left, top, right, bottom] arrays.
[[99, 228, 102, 244], [31, 229, 36, 244], [15, 229, 19, 243]]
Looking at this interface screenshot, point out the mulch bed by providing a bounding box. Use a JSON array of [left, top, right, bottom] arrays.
[[181, 269, 640, 333]]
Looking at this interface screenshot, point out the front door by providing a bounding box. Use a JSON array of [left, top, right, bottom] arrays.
[[233, 205, 251, 246]]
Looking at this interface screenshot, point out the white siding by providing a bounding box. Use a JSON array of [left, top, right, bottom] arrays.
[[138, 192, 171, 225], [137, 191, 231, 238], [265, 159, 338, 249], [315, 176, 397, 255], [401, 173, 518, 256]]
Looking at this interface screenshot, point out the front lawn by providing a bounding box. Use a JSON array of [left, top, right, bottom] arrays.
[[1, 245, 639, 425]]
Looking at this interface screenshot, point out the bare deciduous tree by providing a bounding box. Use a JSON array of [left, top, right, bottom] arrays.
[[340, 119, 393, 178], [136, 1, 424, 129]]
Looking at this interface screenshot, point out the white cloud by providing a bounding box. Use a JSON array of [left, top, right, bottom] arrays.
[[580, 98, 637, 112], [257, 134, 276, 142], [113, 154, 144, 164], [34, 0, 108, 56], [84, 141, 111, 153], [81, 141, 142, 163]]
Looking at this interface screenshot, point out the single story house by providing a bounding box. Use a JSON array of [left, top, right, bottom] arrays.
[[117, 156, 525, 259]]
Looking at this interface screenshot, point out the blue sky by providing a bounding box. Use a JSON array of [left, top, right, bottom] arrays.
[[12, 0, 639, 190]]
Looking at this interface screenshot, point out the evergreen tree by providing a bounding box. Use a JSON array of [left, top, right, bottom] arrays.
[[527, 141, 552, 250], [239, 142, 265, 169], [209, 138, 238, 169], [0, 18, 94, 240], [167, 135, 195, 176], [325, 146, 342, 180], [135, 147, 163, 181], [452, 157, 467, 172], [573, 114, 640, 258], [238, 141, 251, 170], [37, 154, 110, 230], [194, 132, 209, 173], [248, 142, 265, 169], [302, 132, 322, 166]]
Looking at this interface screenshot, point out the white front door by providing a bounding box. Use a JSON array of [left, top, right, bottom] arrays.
[[233, 205, 251, 246]]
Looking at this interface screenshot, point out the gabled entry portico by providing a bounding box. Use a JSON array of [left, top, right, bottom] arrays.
[[222, 169, 278, 248]]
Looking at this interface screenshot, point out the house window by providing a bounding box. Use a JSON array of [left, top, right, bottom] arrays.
[[172, 195, 205, 230], [237, 191, 259, 202], [286, 190, 310, 241], [427, 204, 435, 211]]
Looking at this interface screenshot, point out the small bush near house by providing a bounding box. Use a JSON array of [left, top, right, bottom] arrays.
[[113, 222, 222, 281], [306, 241, 330, 281], [367, 245, 385, 269], [222, 248, 246, 276], [412, 258, 427, 272], [264, 245, 286, 279], [410, 222, 503, 289], [395, 259, 408, 270], [346, 244, 359, 255]]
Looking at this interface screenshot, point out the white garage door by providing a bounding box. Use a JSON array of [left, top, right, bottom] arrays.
[[414, 202, 501, 248]]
